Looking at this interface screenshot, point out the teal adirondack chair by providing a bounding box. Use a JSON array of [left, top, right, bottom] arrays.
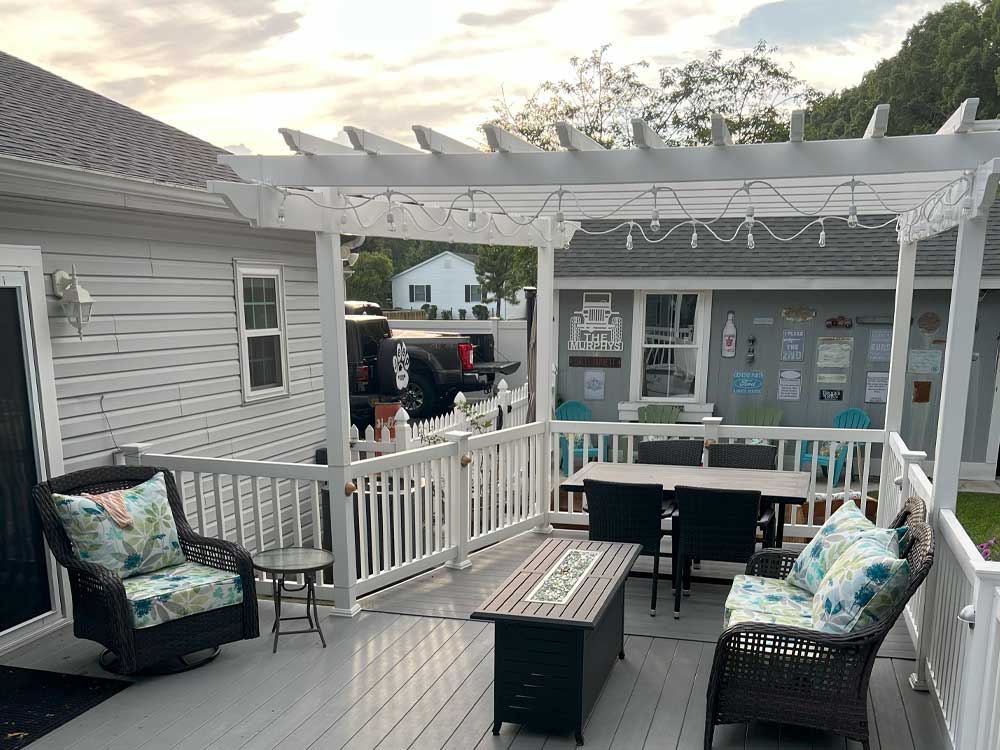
[[555, 400, 607, 474], [800, 408, 871, 485]]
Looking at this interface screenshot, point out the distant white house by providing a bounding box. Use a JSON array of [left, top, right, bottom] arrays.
[[390, 250, 527, 319]]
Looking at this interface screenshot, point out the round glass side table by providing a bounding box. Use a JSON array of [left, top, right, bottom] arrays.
[[251, 547, 335, 653]]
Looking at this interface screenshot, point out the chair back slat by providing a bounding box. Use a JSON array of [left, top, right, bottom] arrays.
[[675, 485, 760, 563], [583, 479, 663, 555], [706, 443, 777, 470], [834, 407, 871, 430], [555, 400, 593, 422], [637, 439, 703, 466]]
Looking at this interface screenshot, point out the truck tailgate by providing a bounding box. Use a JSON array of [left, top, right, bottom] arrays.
[[473, 360, 520, 377]]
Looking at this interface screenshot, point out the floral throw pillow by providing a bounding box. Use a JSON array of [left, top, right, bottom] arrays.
[[53, 472, 185, 577], [812, 532, 910, 634], [786, 501, 875, 594]]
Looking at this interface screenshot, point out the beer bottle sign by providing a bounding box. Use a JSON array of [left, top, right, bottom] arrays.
[[721, 311, 737, 358]]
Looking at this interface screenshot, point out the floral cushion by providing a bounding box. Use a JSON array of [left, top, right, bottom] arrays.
[[812, 533, 910, 634], [726, 608, 814, 629], [53, 472, 185, 578], [123, 561, 243, 629], [786, 501, 875, 594], [723, 574, 813, 628]]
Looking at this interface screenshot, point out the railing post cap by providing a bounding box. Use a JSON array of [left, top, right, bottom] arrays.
[[454, 391, 467, 404], [120, 442, 153, 456], [395, 406, 410, 423], [497, 379, 509, 391], [702, 417, 724, 425], [443, 430, 473, 441]]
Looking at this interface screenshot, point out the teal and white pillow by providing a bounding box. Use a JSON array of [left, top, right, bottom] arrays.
[[53, 472, 185, 577], [786, 501, 875, 594], [812, 531, 910, 634]]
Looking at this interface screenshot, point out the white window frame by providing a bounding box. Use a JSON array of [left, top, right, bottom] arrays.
[[410, 284, 431, 303], [235, 261, 290, 403], [629, 290, 712, 404], [465, 284, 482, 303]]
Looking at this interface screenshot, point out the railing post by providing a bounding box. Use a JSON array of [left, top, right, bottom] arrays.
[[444, 430, 473, 570], [497, 379, 511, 431], [394, 406, 411, 452], [119, 443, 152, 466], [702, 417, 723, 465], [453, 391, 469, 431], [956, 573, 1000, 749]]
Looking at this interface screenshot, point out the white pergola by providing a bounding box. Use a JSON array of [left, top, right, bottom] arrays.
[[212, 99, 1000, 622]]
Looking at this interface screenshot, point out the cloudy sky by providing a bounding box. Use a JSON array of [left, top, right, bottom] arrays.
[[1, 0, 947, 153]]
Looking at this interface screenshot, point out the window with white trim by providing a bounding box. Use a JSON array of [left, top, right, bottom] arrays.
[[409, 284, 431, 303], [235, 263, 289, 402], [632, 291, 710, 402], [464, 284, 482, 303]]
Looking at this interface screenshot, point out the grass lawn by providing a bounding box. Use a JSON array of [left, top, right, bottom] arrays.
[[956, 492, 1000, 550]]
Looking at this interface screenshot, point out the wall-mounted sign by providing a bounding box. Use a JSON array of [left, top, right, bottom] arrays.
[[817, 373, 848, 384], [583, 370, 605, 401], [909, 349, 943, 374], [780, 329, 805, 362], [753, 316, 774, 326], [856, 315, 893, 326], [568, 292, 624, 352], [867, 329, 892, 363], [913, 380, 932, 403], [917, 311, 941, 335], [819, 388, 844, 401], [568, 356, 621, 368], [732, 370, 764, 395], [777, 369, 801, 401], [816, 336, 853, 369], [865, 371, 889, 403], [782, 306, 816, 323]]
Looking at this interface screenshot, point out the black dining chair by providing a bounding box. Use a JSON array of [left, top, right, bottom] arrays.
[[706, 442, 779, 547], [583, 479, 667, 616], [671, 485, 762, 618], [637, 439, 703, 466]]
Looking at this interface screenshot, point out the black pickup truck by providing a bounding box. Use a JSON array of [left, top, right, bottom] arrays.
[[345, 313, 518, 422]]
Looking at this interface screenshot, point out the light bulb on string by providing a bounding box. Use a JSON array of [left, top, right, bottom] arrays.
[[745, 206, 755, 249], [386, 202, 396, 232], [650, 208, 661, 233], [276, 192, 287, 225], [818, 221, 826, 248], [625, 223, 634, 252], [467, 210, 477, 232], [747, 230, 755, 250], [690, 225, 698, 249], [847, 204, 858, 228]]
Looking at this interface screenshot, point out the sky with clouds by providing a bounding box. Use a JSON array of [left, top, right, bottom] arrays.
[[1, 0, 948, 153]]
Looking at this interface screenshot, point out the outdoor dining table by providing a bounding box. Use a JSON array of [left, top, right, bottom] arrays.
[[560, 462, 812, 546]]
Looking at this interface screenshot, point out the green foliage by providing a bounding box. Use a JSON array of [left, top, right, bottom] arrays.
[[957, 491, 1000, 547], [475, 246, 527, 317], [472, 304, 490, 320], [441, 308, 453, 320], [808, 1, 1000, 138], [486, 42, 815, 148], [345, 250, 393, 307], [459, 308, 467, 320]]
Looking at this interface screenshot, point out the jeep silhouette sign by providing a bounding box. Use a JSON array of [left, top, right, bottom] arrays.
[[568, 292, 624, 352]]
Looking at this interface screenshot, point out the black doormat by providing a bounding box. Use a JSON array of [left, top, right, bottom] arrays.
[[0, 666, 130, 749]]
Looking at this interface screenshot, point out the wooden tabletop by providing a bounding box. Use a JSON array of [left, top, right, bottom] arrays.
[[560, 462, 811, 504], [471, 538, 641, 630]]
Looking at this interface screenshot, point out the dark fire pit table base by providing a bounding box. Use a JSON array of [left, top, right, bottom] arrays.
[[471, 539, 640, 746]]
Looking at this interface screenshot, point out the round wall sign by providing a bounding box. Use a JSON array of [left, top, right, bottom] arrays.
[[917, 311, 941, 335]]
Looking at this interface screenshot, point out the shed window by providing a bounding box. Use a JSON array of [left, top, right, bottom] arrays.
[[236, 263, 289, 402], [639, 293, 702, 399]]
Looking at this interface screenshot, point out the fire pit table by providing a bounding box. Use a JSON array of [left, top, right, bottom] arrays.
[[471, 538, 640, 745]]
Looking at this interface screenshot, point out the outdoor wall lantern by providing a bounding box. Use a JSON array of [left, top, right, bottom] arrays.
[[53, 265, 94, 339]]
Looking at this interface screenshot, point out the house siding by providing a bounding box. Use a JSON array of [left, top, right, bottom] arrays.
[[390, 253, 527, 319], [0, 198, 325, 547]]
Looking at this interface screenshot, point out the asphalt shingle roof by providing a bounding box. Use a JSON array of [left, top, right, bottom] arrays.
[[557, 206, 1000, 279], [0, 51, 238, 189]]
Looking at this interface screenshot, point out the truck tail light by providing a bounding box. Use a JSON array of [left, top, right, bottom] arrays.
[[458, 342, 475, 371], [357, 364, 370, 383]]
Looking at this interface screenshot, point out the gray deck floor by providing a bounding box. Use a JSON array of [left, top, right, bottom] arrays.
[[6, 601, 942, 750], [360, 530, 916, 660]]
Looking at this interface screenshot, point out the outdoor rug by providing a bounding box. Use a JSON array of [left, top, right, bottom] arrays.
[[0, 665, 130, 749]]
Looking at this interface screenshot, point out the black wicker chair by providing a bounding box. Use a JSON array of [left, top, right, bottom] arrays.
[[637, 439, 704, 466], [32, 466, 259, 674], [584, 479, 666, 615], [706, 442, 779, 547], [889, 495, 926, 528], [704, 521, 935, 749], [672, 485, 762, 618]]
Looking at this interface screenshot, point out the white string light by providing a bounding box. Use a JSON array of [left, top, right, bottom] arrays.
[[818, 219, 826, 248], [625, 222, 634, 251]]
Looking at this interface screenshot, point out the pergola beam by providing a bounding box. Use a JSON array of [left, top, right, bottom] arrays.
[[343, 126, 421, 155], [555, 122, 606, 151], [218, 130, 1000, 188], [482, 124, 543, 153], [863, 104, 890, 139], [631, 119, 667, 149], [711, 114, 732, 146], [279, 128, 357, 156], [412, 126, 480, 154], [788, 110, 805, 143]]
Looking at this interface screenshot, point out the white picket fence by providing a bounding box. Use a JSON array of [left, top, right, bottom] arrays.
[[349, 380, 529, 460]]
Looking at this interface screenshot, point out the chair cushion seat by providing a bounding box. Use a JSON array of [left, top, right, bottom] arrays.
[[725, 608, 814, 629], [724, 574, 813, 628], [123, 561, 243, 629]]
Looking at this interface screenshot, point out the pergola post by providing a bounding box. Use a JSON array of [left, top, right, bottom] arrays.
[[879, 239, 917, 503], [316, 227, 361, 617], [534, 225, 555, 533]]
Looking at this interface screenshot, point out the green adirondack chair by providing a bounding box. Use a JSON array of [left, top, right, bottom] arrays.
[[638, 404, 682, 424], [738, 406, 783, 426]]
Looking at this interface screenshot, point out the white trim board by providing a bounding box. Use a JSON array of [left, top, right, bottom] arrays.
[[554, 275, 1000, 291], [389, 249, 475, 280]]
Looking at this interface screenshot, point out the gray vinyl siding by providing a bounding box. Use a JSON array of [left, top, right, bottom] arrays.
[[0, 198, 326, 549]]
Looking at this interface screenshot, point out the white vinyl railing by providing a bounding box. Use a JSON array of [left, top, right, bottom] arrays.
[[549, 417, 885, 539]]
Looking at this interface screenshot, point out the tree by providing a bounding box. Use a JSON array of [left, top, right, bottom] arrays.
[[476, 247, 524, 317], [486, 42, 816, 148], [345, 251, 393, 307], [807, 1, 1000, 139]]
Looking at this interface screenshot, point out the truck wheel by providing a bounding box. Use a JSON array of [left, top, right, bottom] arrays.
[[400, 371, 436, 420]]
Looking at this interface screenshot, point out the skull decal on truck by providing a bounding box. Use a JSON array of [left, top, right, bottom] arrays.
[[393, 341, 410, 391]]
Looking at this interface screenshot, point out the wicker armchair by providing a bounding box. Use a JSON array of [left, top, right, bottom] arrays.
[[584, 479, 667, 615], [704, 521, 935, 749], [32, 466, 259, 674], [637, 439, 704, 466], [706, 443, 779, 547]]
